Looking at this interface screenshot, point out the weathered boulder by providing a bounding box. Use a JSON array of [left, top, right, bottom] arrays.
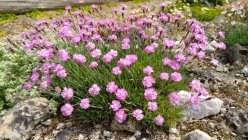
[[178, 91, 223, 121], [0, 0, 118, 14], [0, 97, 51, 140], [182, 129, 217, 140]]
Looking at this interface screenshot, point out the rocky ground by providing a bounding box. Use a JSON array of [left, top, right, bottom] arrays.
[[0, 0, 248, 140]]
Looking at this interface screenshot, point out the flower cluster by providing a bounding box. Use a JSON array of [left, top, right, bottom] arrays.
[[20, 2, 220, 127]]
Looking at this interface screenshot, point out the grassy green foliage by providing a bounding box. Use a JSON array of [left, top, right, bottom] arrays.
[[133, 0, 151, 4], [0, 46, 39, 116], [223, 24, 248, 47], [190, 6, 222, 21], [0, 13, 17, 26], [26, 10, 49, 19]]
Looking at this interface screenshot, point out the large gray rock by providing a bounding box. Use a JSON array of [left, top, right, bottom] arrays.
[[178, 91, 223, 121], [0, 0, 118, 14], [0, 97, 51, 140], [182, 129, 217, 140]]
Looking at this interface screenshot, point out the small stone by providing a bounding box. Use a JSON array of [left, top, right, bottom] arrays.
[[103, 130, 111, 138], [216, 123, 226, 130], [129, 136, 136, 140], [89, 129, 101, 140], [220, 108, 227, 114], [181, 125, 187, 130], [65, 122, 72, 128], [94, 124, 102, 129], [77, 134, 85, 140], [208, 122, 215, 129], [56, 123, 65, 130], [111, 119, 137, 133], [182, 129, 217, 140], [133, 131, 142, 139], [41, 119, 52, 126], [231, 132, 237, 136], [169, 128, 179, 135], [33, 135, 41, 140]]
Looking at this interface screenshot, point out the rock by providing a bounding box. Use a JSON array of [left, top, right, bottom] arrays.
[[41, 119, 52, 126], [56, 123, 65, 130], [55, 128, 75, 140], [206, 41, 217, 53], [182, 129, 217, 140], [241, 65, 248, 77], [0, 97, 51, 140], [208, 122, 215, 129], [226, 108, 248, 138], [133, 131, 142, 139], [65, 122, 73, 128], [111, 119, 137, 133], [77, 134, 86, 140], [178, 91, 223, 121], [89, 129, 101, 140], [169, 128, 179, 135], [220, 108, 227, 114], [225, 43, 248, 65], [103, 130, 111, 138], [129, 136, 136, 140]]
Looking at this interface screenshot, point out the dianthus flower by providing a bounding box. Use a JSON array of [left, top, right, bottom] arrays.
[[160, 72, 169, 80], [103, 54, 114, 63], [89, 61, 99, 69], [189, 80, 202, 92], [86, 42, 95, 51], [111, 100, 122, 111], [58, 49, 70, 62], [189, 93, 201, 106], [162, 57, 171, 66], [73, 54, 87, 65], [36, 49, 54, 60], [171, 72, 183, 82], [142, 76, 156, 88], [61, 103, 74, 117], [112, 67, 122, 75], [197, 51, 205, 59], [148, 102, 158, 111], [91, 49, 102, 58], [154, 115, 164, 126], [115, 88, 128, 100], [106, 81, 118, 93], [88, 84, 101, 96], [168, 92, 181, 105], [163, 39, 176, 48], [115, 109, 127, 123], [132, 109, 144, 121], [23, 81, 32, 90], [217, 42, 226, 50], [143, 66, 154, 75], [168, 61, 180, 70], [145, 45, 155, 54], [61, 87, 74, 100], [144, 88, 158, 101], [174, 53, 187, 62], [80, 98, 90, 109], [211, 58, 219, 66]]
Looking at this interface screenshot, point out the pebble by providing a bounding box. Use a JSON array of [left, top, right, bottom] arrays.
[[216, 123, 226, 130], [133, 131, 142, 139], [65, 122, 72, 128], [77, 134, 85, 140], [41, 119, 52, 126], [129, 136, 136, 140], [56, 123, 65, 130], [103, 130, 111, 138], [169, 128, 178, 135], [231, 132, 237, 136], [208, 122, 215, 129], [220, 108, 227, 114]]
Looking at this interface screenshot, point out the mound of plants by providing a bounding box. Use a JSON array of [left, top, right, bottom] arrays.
[[20, 3, 226, 127]]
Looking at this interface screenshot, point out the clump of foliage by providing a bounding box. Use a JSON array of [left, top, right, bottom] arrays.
[[20, 3, 224, 128], [223, 24, 248, 47], [183, 0, 225, 6], [0, 46, 39, 116], [26, 10, 49, 19], [190, 6, 222, 21], [0, 13, 17, 26]]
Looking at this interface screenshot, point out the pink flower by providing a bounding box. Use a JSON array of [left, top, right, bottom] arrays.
[[91, 4, 97, 10], [217, 42, 226, 50], [148, 102, 158, 111], [88, 84, 101, 96], [103, 54, 114, 64], [175, 53, 187, 62], [219, 32, 225, 39], [80, 98, 90, 109], [145, 45, 155, 54], [168, 92, 181, 105], [115, 88, 128, 100], [112, 67, 122, 75], [106, 81, 118, 93], [142, 76, 156, 88], [163, 39, 176, 48], [91, 49, 101, 58], [31, 69, 40, 83], [36, 49, 54, 60], [122, 38, 130, 44], [115, 109, 127, 123], [122, 43, 130, 50], [171, 72, 183, 82], [197, 51, 205, 59], [73, 54, 86, 65], [61, 87, 74, 100], [189, 93, 201, 106], [55, 86, 61, 93], [89, 61, 99, 69], [154, 115, 164, 126], [162, 57, 171, 66], [143, 66, 154, 75], [23, 81, 32, 90], [111, 100, 122, 111], [144, 88, 158, 101], [211, 58, 219, 66], [160, 72, 169, 80], [132, 109, 144, 121], [60, 103, 74, 116], [189, 80, 202, 91], [168, 61, 180, 70], [58, 49, 70, 62], [86, 42, 95, 51], [65, 6, 72, 11], [199, 87, 208, 96], [71, 36, 81, 44]]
